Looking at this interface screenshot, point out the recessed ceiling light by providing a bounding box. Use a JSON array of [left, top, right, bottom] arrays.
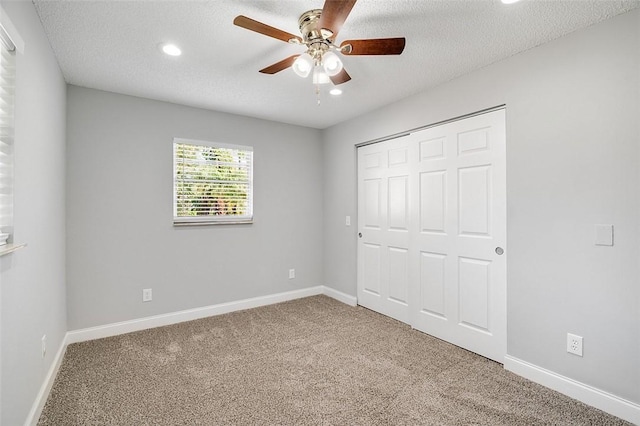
[[161, 43, 182, 56], [501, 0, 521, 3], [330, 88, 342, 96]]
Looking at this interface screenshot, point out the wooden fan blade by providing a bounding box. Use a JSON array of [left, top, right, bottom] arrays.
[[330, 68, 351, 85], [259, 55, 300, 74], [234, 15, 302, 43], [341, 38, 406, 55], [319, 0, 357, 40]]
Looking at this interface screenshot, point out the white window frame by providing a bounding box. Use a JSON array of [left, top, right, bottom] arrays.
[[173, 138, 254, 225], [0, 21, 16, 243]]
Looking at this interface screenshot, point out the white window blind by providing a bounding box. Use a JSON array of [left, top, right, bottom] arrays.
[[0, 26, 15, 238], [173, 138, 253, 225]]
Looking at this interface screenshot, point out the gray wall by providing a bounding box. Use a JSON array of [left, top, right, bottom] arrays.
[[0, 1, 67, 424], [66, 86, 324, 330], [4, 2, 637, 421], [323, 9, 639, 404]]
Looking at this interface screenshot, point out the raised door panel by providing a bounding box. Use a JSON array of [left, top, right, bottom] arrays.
[[388, 176, 409, 231], [458, 257, 491, 332], [419, 252, 447, 318], [420, 171, 447, 234], [362, 244, 382, 295], [388, 247, 409, 304], [364, 151, 382, 169], [420, 137, 446, 161], [458, 166, 491, 237], [389, 147, 408, 167], [363, 179, 382, 229], [457, 127, 490, 156]]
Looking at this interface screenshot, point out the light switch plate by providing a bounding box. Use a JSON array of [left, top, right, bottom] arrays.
[[594, 224, 613, 246]]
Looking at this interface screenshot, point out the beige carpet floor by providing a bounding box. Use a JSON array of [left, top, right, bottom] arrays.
[[39, 295, 629, 425]]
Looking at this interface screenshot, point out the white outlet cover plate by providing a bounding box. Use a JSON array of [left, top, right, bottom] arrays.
[[142, 288, 152, 302], [567, 333, 583, 356]]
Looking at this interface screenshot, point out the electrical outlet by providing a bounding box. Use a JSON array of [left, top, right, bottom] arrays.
[[567, 333, 583, 357], [142, 288, 152, 302], [288, 269, 295, 279], [346, 216, 351, 226], [41, 335, 46, 358]]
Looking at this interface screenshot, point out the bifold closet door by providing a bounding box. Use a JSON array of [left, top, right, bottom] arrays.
[[357, 109, 506, 363]]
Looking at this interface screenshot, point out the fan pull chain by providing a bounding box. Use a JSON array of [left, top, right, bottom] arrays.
[[316, 84, 321, 105]]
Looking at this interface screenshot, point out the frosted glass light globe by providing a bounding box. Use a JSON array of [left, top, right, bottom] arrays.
[[292, 53, 313, 78], [322, 51, 343, 77]]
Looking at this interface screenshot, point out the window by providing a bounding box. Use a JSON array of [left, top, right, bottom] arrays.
[[0, 23, 15, 241], [173, 138, 253, 225]]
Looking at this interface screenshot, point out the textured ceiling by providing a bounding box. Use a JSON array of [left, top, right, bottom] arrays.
[[33, 0, 639, 129]]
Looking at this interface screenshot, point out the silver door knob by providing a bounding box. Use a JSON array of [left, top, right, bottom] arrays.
[[495, 247, 504, 255]]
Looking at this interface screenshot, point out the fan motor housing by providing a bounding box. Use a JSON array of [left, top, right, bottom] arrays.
[[298, 9, 333, 42]]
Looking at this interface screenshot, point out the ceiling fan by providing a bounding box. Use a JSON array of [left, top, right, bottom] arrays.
[[233, 0, 406, 87]]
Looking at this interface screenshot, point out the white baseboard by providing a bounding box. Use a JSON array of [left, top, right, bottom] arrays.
[[25, 333, 68, 426], [28, 285, 356, 424], [322, 286, 357, 306], [67, 286, 327, 344], [67, 286, 355, 344], [504, 355, 640, 424]]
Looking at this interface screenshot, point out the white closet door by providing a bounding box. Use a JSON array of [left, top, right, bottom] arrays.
[[356, 109, 506, 363], [357, 136, 413, 323], [409, 109, 506, 362]]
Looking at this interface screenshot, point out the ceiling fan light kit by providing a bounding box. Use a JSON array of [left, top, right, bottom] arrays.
[[234, 0, 406, 103], [322, 51, 343, 77], [312, 66, 331, 85], [292, 53, 313, 78]]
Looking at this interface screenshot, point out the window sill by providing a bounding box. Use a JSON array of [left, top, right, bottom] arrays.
[[0, 243, 26, 257], [173, 220, 253, 226]]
